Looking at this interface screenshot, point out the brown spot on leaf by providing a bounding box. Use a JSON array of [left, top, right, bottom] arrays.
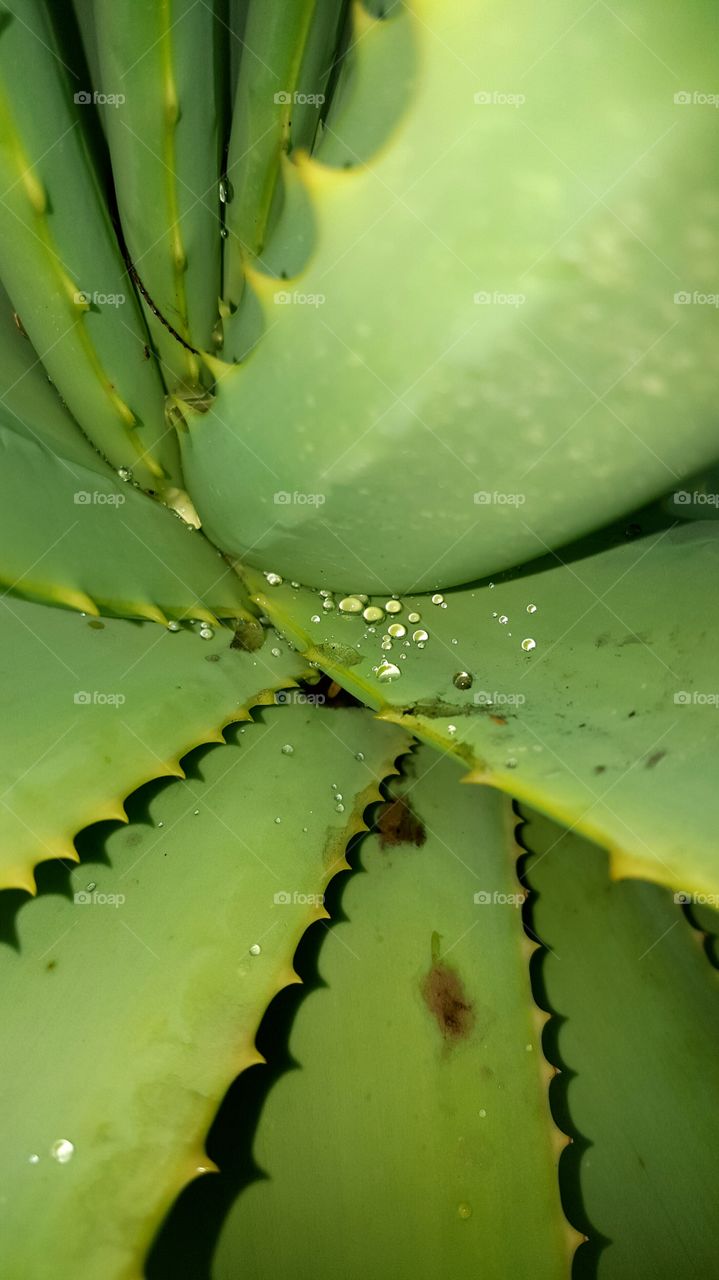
[[489, 714, 507, 726], [422, 962, 475, 1043], [376, 797, 426, 849], [645, 750, 666, 769]]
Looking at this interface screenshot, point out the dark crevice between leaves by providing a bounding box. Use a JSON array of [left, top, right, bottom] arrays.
[[146, 759, 415, 1280], [513, 801, 606, 1280]]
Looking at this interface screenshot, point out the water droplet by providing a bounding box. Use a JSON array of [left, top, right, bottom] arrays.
[[117, 467, 132, 482], [28, 1154, 39, 1165], [157, 821, 164, 828], [167, 620, 181, 632], [417, 641, 425, 649], [506, 758, 517, 769], [479, 1108, 487, 1118], [219, 176, 234, 204], [199, 625, 214, 640], [291, 581, 300, 589], [412, 629, 429, 643], [193, 809, 200, 815], [310, 614, 321, 624], [431, 594, 444, 605], [498, 615, 508, 625], [363, 605, 384, 623], [381, 638, 392, 651], [375, 660, 401, 683], [384, 600, 402, 615], [335, 803, 345, 813], [322, 598, 335, 610], [86, 881, 96, 892], [50, 1139, 74, 1164], [356, 594, 369, 604], [265, 571, 283, 586], [447, 724, 457, 735], [408, 611, 421, 623], [521, 638, 536, 651], [249, 944, 261, 956], [388, 623, 406, 638], [451, 638, 458, 645], [458, 1202, 472, 1220], [339, 596, 363, 614], [440, 602, 448, 609], [220, 227, 228, 239], [526, 603, 537, 614], [274, 817, 282, 824], [281, 744, 294, 755], [355, 751, 365, 761], [453, 672, 473, 690]]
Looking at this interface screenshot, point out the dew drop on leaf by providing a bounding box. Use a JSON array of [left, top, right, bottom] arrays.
[[50, 1139, 74, 1164]]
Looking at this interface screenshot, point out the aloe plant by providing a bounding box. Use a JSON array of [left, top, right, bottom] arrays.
[[0, 1, 717, 1277]]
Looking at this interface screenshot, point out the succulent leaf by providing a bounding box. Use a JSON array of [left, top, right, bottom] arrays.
[[0, 410, 260, 621], [0, 0, 180, 489], [237, 521, 719, 894], [0, 702, 408, 1278], [182, 0, 719, 590], [93, 0, 223, 387], [521, 807, 719, 1276], [0, 596, 306, 893], [213, 748, 577, 1278]]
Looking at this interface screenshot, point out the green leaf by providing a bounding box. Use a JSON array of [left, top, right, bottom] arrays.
[[521, 806, 719, 1277], [0, 596, 305, 892], [0, 702, 408, 1279], [93, 0, 223, 387], [183, 0, 719, 590], [0, 408, 253, 623], [214, 748, 576, 1279], [222, 0, 318, 310], [0, 0, 180, 489], [237, 521, 719, 894], [0, 278, 102, 469]]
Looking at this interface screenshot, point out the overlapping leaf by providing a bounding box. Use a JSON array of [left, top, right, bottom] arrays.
[[0, 597, 305, 892], [0, 703, 408, 1279], [237, 521, 719, 894], [213, 749, 576, 1279]]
